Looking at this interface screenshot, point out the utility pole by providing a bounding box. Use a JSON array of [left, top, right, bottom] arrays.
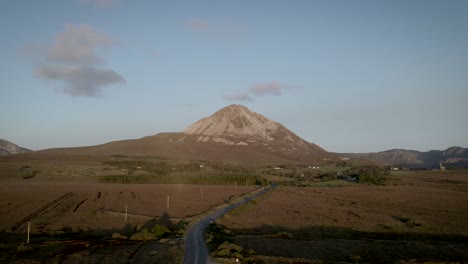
[[167, 195, 170, 209], [125, 205, 128, 222], [27, 222, 30, 244]]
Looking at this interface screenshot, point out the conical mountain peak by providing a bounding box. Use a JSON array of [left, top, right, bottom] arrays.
[[185, 104, 281, 140], [35, 104, 331, 163], [182, 105, 328, 159]]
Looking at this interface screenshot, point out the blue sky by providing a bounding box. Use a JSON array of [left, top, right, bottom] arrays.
[[1, 0, 467, 152]]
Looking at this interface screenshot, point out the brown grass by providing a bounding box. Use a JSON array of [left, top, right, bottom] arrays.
[[0, 181, 255, 234], [216, 170, 468, 263], [220, 171, 468, 235]]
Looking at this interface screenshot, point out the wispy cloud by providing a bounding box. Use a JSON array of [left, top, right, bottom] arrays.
[[223, 81, 298, 101], [77, 0, 119, 9], [46, 24, 113, 65], [32, 24, 125, 97], [186, 18, 245, 43], [223, 92, 253, 102], [250, 81, 295, 96], [187, 19, 209, 32]]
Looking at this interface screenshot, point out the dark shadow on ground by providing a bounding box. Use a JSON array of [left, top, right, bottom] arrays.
[[0, 212, 184, 264], [214, 224, 468, 263]]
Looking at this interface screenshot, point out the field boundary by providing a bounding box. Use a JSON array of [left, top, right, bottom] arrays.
[[11, 192, 74, 231]]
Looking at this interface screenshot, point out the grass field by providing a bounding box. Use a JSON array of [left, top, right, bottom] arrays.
[[215, 170, 468, 263], [2, 155, 467, 263], [0, 156, 259, 263]]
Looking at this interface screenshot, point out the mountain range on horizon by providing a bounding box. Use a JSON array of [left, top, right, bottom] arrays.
[[345, 146, 468, 169], [2, 104, 467, 168], [18, 104, 333, 164], [0, 139, 32, 156]]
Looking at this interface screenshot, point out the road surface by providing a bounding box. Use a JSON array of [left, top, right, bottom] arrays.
[[183, 184, 277, 264]]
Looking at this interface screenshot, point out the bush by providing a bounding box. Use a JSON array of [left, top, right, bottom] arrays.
[[205, 223, 233, 251], [130, 229, 157, 241], [18, 166, 40, 179], [151, 224, 171, 237], [214, 242, 244, 258], [354, 165, 387, 185]]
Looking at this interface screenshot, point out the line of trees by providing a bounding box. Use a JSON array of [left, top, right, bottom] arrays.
[[100, 160, 267, 185], [97, 171, 268, 185]]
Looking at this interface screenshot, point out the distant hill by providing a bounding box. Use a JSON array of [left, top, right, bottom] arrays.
[[346, 146, 468, 169], [0, 139, 32, 156], [35, 104, 335, 164]]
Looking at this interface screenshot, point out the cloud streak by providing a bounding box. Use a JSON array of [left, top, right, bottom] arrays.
[[222, 92, 253, 102], [250, 81, 295, 96], [78, 0, 119, 9], [223, 81, 298, 101], [187, 19, 209, 32], [33, 24, 125, 97], [186, 18, 245, 43]]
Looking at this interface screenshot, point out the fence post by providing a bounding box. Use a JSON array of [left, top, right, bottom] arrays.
[[27, 222, 30, 244]]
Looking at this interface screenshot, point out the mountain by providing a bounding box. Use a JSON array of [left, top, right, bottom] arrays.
[[0, 139, 32, 156], [185, 104, 327, 155], [346, 146, 468, 169], [35, 105, 333, 164]]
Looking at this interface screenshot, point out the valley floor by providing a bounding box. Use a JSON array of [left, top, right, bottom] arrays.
[[1, 155, 467, 263], [213, 170, 468, 263], [0, 170, 255, 263]]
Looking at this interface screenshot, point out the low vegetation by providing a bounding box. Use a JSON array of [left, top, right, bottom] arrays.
[[206, 223, 257, 262], [18, 166, 40, 179], [97, 172, 268, 185], [265, 163, 388, 186], [99, 160, 388, 187], [227, 199, 258, 216], [98, 160, 268, 185], [215, 171, 468, 263]]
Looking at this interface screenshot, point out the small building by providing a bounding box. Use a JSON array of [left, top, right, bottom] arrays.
[[439, 163, 446, 171]]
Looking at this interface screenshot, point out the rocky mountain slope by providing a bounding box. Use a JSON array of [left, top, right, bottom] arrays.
[[36, 105, 333, 164], [347, 146, 468, 169], [0, 139, 31, 156], [185, 104, 327, 156]]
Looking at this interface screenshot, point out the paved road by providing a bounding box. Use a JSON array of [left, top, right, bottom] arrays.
[[183, 184, 277, 264]]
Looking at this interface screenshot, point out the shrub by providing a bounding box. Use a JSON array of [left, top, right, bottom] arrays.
[[130, 229, 157, 241], [151, 224, 171, 237], [354, 165, 387, 185]]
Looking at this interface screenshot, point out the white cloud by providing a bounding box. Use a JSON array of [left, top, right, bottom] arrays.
[[33, 24, 125, 97]]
